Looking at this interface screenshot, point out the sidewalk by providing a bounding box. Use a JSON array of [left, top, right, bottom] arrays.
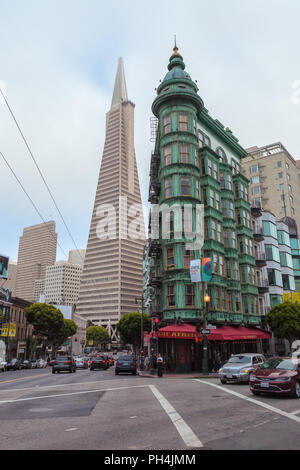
[[137, 369, 219, 379]]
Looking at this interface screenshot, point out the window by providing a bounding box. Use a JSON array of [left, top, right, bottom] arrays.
[[228, 292, 233, 312], [287, 174, 291, 181], [181, 177, 191, 196], [180, 144, 189, 163], [222, 200, 227, 217], [199, 132, 204, 148], [233, 261, 239, 280], [243, 296, 249, 314], [213, 254, 219, 274], [183, 248, 193, 269], [204, 220, 209, 239], [195, 180, 200, 199], [213, 163, 218, 180], [232, 231, 237, 249], [265, 245, 280, 263], [288, 184, 292, 192], [166, 248, 174, 269], [235, 293, 241, 312], [165, 178, 172, 198], [221, 289, 226, 310], [251, 164, 259, 174], [164, 146, 172, 166], [217, 148, 226, 163], [209, 189, 215, 207], [286, 162, 290, 169], [163, 114, 171, 135], [251, 176, 260, 184], [215, 192, 220, 211], [253, 198, 261, 208], [224, 229, 229, 247], [226, 260, 231, 279], [202, 188, 207, 206], [253, 186, 260, 195], [229, 201, 234, 219], [220, 172, 225, 189], [278, 172, 283, 179], [215, 288, 221, 310], [207, 159, 213, 177], [179, 113, 188, 131], [227, 174, 232, 190], [185, 284, 195, 306], [219, 256, 224, 276], [280, 183, 284, 191], [277, 161, 282, 168], [211, 220, 217, 240], [217, 223, 222, 242], [167, 285, 175, 307]]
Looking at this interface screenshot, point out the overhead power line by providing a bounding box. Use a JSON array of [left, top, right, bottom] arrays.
[[0, 150, 68, 259], [0, 86, 85, 264]]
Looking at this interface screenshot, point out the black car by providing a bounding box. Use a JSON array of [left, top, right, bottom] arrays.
[[115, 355, 137, 375], [52, 356, 76, 374], [90, 356, 109, 371], [7, 358, 22, 371], [21, 360, 32, 369]]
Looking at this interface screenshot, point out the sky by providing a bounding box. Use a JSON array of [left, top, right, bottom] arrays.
[[0, 0, 300, 262]]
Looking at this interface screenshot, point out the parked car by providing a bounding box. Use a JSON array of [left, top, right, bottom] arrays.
[[37, 359, 47, 368], [31, 360, 39, 369], [6, 358, 22, 371], [0, 360, 7, 372], [250, 357, 300, 398], [218, 353, 265, 384], [21, 360, 32, 369], [75, 357, 88, 369], [52, 356, 76, 374], [90, 356, 109, 371], [115, 355, 137, 375]]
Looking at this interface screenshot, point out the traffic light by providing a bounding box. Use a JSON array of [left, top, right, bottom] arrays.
[[153, 317, 159, 331], [196, 323, 201, 332], [75, 337, 78, 342]]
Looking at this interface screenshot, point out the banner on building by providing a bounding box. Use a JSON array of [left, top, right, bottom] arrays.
[[201, 258, 212, 282], [283, 292, 300, 303], [0, 255, 9, 280], [9, 323, 16, 337], [190, 259, 201, 282]]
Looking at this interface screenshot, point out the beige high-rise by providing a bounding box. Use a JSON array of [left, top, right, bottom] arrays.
[[15, 221, 57, 302], [242, 142, 300, 231], [76, 58, 146, 341]]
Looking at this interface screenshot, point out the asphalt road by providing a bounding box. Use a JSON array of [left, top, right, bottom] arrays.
[[0, 365, 300, 451]]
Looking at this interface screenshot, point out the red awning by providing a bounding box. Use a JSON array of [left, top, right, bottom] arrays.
[[145, 323, 272, 341]]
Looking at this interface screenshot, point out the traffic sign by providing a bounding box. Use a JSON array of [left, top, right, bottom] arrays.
[[201, 329, 211, 335]]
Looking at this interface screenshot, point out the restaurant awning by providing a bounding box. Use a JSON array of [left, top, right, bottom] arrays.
[[146, 323, 272, 341]]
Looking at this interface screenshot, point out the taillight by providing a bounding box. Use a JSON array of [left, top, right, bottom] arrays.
[[102, 361, 105, 364], [116, 361, 119, 366], [66, 361, 71, 364], [133, 362, 137, 367]]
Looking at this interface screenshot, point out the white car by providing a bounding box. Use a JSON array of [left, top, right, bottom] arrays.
[[37, 359, 47, 368], [0, 360, 7, 372]]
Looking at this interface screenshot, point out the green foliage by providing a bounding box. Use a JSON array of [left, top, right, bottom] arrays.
[[53, 319, 78, 349], [25, 303, 64, 341], [266, 302, 300, 347], [116, 312, 151, 348], [86, 325, 110, 346]]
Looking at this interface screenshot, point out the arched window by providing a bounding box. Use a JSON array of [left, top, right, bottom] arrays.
[[216, 147, 227, 163]]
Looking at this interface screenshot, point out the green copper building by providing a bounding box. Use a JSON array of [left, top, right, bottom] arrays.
[[144, 46, 270, 372]]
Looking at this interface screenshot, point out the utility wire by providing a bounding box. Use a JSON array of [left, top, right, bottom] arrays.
[[0, 150, 68, 259], [0, 86, 85, 264]]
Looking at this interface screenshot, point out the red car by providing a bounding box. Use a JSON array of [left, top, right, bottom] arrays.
[[250, 357, 300, 398]]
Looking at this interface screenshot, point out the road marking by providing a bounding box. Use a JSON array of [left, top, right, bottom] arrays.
[[149, 384, 203, 448], [0, 374, 46, 385], [291, 409, 300, 415], [0, 384, 149, 404], [194, 379, 300, 424], [65, 428, 78, 432]]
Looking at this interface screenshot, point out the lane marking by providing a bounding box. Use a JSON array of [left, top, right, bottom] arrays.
[[291, 409, 300, 415], [194, 379, 300, 424], [0, 384, 149, 404], [0, 374, 46, 385], [149, 384, 203, 448]]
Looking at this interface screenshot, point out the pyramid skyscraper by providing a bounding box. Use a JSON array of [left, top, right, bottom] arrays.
[[76, 58, 146, 341]]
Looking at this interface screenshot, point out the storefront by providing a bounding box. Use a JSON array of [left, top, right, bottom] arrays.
[[146, 323, 272, 373]]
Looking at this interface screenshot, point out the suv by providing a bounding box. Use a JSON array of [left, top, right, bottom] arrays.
[[6, 358, 22, 371], [52, 356, 76, 374], [218, 353, 265, 384]]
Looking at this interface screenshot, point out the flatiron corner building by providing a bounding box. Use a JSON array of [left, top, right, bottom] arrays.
[[76, 58, 146, 341], [144, 46, 271, 372]]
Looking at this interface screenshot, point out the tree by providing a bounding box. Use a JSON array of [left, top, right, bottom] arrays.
[[116, 312, 151, 351], [86, 325, 111, 349], [266, 302, 300, 351], [52, 319, 78, 355], [25, 303, 65, 357]]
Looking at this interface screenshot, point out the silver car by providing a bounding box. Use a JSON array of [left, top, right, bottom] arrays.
[[218, 353, 265, 384]]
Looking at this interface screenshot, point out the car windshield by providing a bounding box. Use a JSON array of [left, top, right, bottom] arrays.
[[261, 359, 296, 371], [56, 357, 71, 362], [228, 356, 251, 364], [119, 356, 133, 361]]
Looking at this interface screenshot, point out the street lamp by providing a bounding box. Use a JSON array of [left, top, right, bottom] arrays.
[[202, 285, 210, 375], [135, 296, 144, 370]]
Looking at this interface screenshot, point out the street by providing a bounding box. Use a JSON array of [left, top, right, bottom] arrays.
[[0, 365, 300, 451]]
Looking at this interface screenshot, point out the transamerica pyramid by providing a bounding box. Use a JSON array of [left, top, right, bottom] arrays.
[[76, 58, 146, 341]]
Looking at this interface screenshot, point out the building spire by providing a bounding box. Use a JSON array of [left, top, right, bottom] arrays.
[[111, 57, 128, 108]]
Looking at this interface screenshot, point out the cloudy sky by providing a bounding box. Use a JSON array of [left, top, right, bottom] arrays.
[[0, 0, 299, 262]]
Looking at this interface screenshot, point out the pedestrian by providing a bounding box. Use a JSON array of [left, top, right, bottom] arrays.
[[215, 351, 221, 372], [145, 355, 150, 371], [157, 353, 164, 377]]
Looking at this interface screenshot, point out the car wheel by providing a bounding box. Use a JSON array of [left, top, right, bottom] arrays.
[[52, 370, 55, 374], [221, 380, 227, 384], [115, 371, 119, 375], [294, 381, 300, 398]]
